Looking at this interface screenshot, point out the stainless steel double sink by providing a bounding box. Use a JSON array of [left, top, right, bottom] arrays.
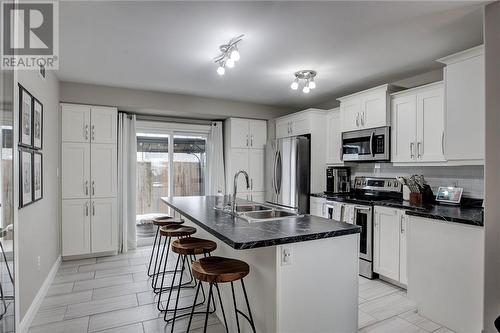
[[227, 204, 301, 222]]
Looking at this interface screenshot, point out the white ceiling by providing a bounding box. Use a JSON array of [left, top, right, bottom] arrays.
[[58, 1, 484, 110]]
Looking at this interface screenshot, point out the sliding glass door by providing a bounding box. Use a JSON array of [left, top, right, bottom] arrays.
[[135, 123, 207, 245]]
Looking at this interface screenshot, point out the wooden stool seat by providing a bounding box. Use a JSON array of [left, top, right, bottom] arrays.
[[171, 237, 217, 256], [153, 216, 184, 226], [159, 225, 196, 237], [191, 256, 250, 283]]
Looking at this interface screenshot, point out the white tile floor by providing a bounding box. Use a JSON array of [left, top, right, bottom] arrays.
[[29, 246, 454, 333]]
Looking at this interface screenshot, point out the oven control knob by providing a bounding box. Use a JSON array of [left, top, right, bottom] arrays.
[[387, 181, 392, 186], [394, 183, 399, 187]]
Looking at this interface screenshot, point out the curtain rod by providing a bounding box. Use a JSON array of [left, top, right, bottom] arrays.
[[119, 111, 222, 125]]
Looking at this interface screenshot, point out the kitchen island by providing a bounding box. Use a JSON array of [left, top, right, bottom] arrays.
[[162, 195, 361, 333]]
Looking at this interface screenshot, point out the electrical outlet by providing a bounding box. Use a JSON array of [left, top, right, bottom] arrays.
[[37, 256, 41, 270], [281, 246, 292, 266]]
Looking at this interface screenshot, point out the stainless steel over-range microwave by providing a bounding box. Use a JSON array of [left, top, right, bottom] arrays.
[[341, 126, 390, 162]]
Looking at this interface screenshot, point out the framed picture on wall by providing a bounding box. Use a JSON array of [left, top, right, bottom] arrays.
[[33, 98, 43, 149], [19, 85, 33, 147], [33, 152, 43, 201], [19, 149, 33, 207]]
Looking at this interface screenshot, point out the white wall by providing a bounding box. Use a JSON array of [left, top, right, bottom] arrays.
[[483, 2, 500, 331], [350, 164, 484, 199], [60, 81, 292, 120], [14, 70, 61, 323]]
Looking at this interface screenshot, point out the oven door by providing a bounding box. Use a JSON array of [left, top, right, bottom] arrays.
[[354, 205, 373, 261], [342, 126, 390, 162]]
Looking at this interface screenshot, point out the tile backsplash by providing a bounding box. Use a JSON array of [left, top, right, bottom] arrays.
[[350, 164, 484, 199]]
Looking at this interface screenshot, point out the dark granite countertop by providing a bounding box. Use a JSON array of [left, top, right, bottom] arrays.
[[311, 193, 483, 227], [161, 196, 361, 250]]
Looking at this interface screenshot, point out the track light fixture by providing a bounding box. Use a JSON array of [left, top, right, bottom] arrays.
[[291, 70, 317, 93], [214, 34, 244, 75]]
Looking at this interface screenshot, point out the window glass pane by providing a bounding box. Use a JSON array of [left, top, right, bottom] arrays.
[[173, 135, 206, 196], [136, 133, 169, 221]]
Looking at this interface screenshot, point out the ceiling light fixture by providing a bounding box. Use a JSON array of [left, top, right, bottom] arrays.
[[291, 70, 317, 93], [214, 34, 244, 75]]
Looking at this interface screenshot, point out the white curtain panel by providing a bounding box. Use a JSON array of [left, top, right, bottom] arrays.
[[118, 113, 137, 252], [207, 121, 225, 195]]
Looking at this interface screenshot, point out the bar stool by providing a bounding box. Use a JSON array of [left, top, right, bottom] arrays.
[[187, 256, 256, 333], [159, 237, 218, 332], [148, 216, 184, 277], [151, 223, 194, 293]]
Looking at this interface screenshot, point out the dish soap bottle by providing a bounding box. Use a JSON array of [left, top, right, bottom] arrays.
[[215, 190, 224, 209]]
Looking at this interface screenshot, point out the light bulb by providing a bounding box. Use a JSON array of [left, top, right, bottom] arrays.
[[303, 85, 310, 94], [230, 49, 240, 62], [290, 79, 299, 90], [226, 58, 235, 68], [217, 66, 225, 75], [309, 79, 316, 89]]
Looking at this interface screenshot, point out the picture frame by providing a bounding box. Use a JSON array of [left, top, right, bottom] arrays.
[[19, 149, 33, 208], [33, 98, 43, 150], [33, 152, 43, 202], [19, 85, 33, 148]]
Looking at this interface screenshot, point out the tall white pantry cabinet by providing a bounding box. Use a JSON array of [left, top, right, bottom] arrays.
[[61, 103, 118, 257]]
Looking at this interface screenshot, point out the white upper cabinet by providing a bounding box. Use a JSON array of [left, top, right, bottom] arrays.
[[62, 104, 91, 143], [91, 106, 118, 144], [62, 142, 91, 198], [326, 108, 343, 165], [224, 118, 267, 198], [227, 118, 267, 149], [275, 111, 315, 139], [437, 45, 484, 164], [339, 84, 392, 133], [91, 144, 117, 198], [391, 82, 445, 164]]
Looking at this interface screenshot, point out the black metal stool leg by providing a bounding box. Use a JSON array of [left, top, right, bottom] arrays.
[[0, 241, 13, 284], [241, 279, 256, 333], [158, 252, 180, 312], [169, 255, 186, 332], [214, 283, 229, 333], [230, 282, 242, 333], [186, 281, 202, 332], [147, 226, 160, 277], [203, 283, 214, 333], [151, 233, 166, 289]]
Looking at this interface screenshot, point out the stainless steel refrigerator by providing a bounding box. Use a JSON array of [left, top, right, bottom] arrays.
[[265, 136, 311, 214]]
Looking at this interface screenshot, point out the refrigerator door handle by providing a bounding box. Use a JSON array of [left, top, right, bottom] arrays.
[[272, 150, 278, 194], [276, 150, 282, 195]]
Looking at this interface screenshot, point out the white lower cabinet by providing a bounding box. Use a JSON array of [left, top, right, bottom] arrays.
[[62, 199, 91, 256], [91, 198, 118, 253], [373, 206, 408, 285], [310, 197, 326, 217]]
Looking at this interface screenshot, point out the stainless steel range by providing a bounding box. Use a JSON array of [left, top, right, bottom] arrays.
[[326, 176, 402, 279]]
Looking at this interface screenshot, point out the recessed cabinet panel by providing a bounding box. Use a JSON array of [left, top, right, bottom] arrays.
[[62, 104, 91, 143], [62, 199, 91, 256], [91, 107, 117, 144], [91, 144, 117, 198], [248, 149, 265, 192], [362, 92, 387, 129], [230, 118, 250, 148], [391, 95, 417, 163], [373, 207, 400, 281], [326, 109, 343, 165], [399, 215, 408, 286], [91, 198, 117, 253], [276, 120, 291, 139], [249, 120, 267, 149], [416, 87, 445, 162], [341, 99, 361, 132], [228, 148, 249, 191], [62, 142, 90, 199]]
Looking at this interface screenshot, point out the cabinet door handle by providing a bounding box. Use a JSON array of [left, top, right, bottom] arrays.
[[91, 124, 95, 141], [441, 131, 445, 155], [91, 180, 95, 196], [417, 142, 422, 159], [356, 113, 360, 127], [410, 142, 414, 159], [251, 135, 253, 147], [250, 178, 253, 190], [362, 112, 366, 126], [84, 124, 89, 140], [85, 201, 89, 216], [400, 215, 404, 234], [92, 201, 95, 216], [246, 135, 249, 147], [85, 180, 89, 196]]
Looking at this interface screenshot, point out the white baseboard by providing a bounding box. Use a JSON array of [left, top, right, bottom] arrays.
[[18, 255, 61, 333]]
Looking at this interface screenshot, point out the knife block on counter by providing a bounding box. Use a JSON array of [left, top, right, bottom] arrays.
[[409, 193, 423, 205]]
